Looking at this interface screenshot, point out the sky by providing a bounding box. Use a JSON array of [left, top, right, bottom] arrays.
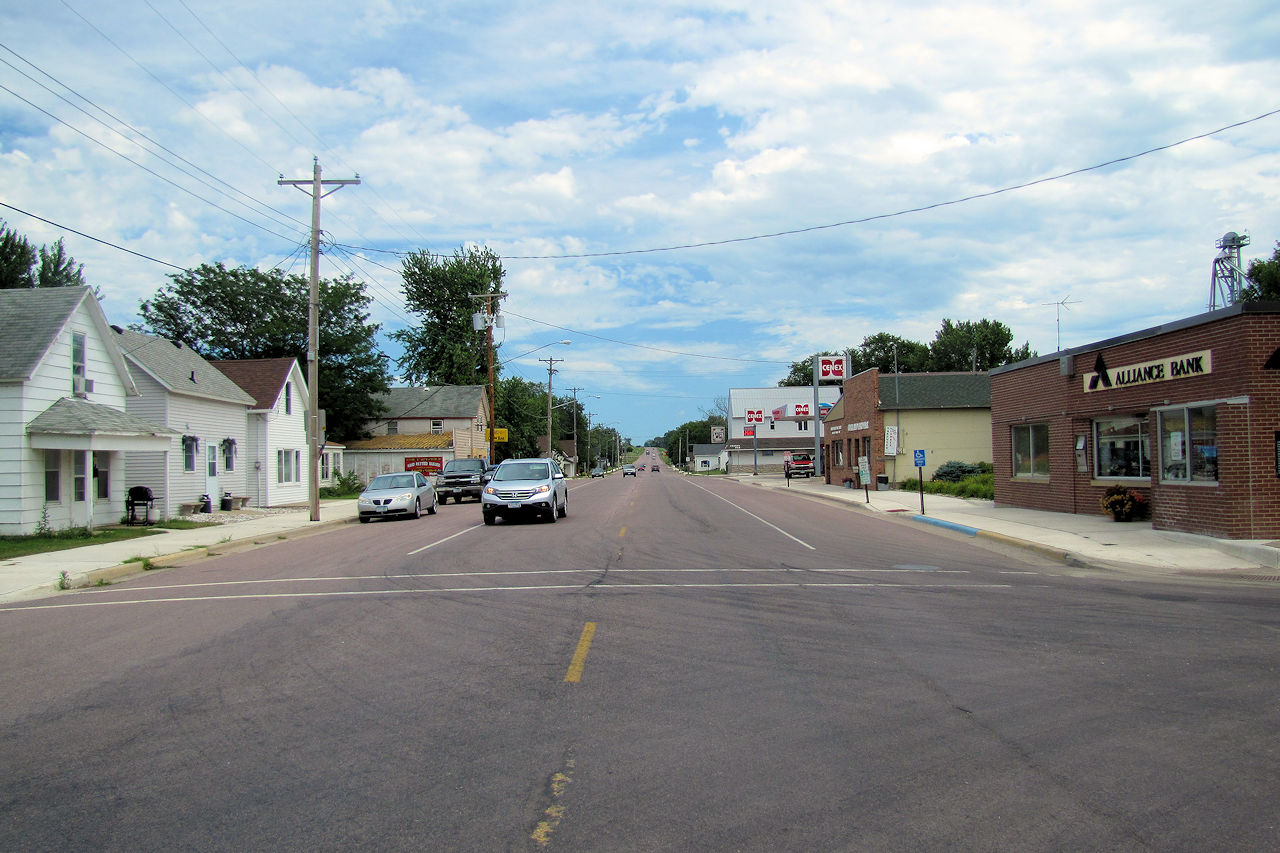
[[1, 0, 1278, 445]]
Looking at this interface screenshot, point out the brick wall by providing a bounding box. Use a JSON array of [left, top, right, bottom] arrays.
[[992, 309, 1280, 538]]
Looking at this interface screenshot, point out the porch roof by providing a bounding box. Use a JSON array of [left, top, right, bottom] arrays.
[[27, 397, 176, 451]]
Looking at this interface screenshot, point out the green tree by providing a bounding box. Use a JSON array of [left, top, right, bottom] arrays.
[[928, 318, 1033, 371], [851, 333, 930, 374], [393, 245, 504, 386], [778, 350, 844, 386], [137, 263, 391, 442], [1241, 241, 1280, 302], [494, 376, 551, 461], [0, 221, 88, 291]]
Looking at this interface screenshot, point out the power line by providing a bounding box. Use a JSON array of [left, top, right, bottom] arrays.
[[501, 107, 1280, 260], [0, 199, 187, 271]]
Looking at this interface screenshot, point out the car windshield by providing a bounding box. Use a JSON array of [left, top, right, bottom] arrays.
[[494, 462, 551, 481], [444, 460, 484, 472], [369, 475, 415, 490]]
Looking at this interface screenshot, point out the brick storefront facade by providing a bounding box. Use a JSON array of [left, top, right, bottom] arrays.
[[991, 303, 1280, 539]]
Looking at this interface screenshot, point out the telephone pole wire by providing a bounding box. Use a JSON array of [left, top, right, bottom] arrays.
[[279, 158, 359, 521]]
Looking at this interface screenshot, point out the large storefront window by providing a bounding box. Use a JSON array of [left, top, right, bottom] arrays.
[[1094, 417, 1149, 478], [1012, 423, 1050, 477], [1159, 406, 1217, 482]]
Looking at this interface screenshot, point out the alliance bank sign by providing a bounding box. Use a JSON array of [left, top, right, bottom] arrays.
[[1083, 349, 1212, 393]]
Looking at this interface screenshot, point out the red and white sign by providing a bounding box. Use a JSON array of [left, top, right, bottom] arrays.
[[771, 405, 787, 419], [404, 456, 444, 475], [794, 403, 811, 417], [745, 409, 764, 423], [744, 425, 756, 437], [818, 356, 847, 380]]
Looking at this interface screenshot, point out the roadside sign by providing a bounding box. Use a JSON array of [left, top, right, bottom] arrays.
[[744, 425, 755, 437], [487, 428, 509, 442], [913, 449, 926, 467]]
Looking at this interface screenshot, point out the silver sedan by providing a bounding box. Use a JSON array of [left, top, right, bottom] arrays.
[[358, 472, 438, 523]]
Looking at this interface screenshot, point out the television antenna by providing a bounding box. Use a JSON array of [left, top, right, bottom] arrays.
[[1042, 295, 1081, 351], [1209, 231, 1250, 309]]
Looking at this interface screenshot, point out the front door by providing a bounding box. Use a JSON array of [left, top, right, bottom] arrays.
[[206, 443, 219, 503]]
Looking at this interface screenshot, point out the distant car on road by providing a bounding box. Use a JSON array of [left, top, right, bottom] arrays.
[[481, 458, 568, 525], [590, 466, 606, 478], [622, 465, 637, 477], [358, 472, 437, 523], [436, 457, 490, 503], [784, 453, 815, 479], [651, 464, 660, 472]]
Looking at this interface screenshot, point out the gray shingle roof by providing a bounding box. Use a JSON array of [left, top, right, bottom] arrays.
[[115, 328, 255, 405], [27, 397, 178, 436], [0, 287, 92, 382], [877, 373, 990, 410], [379, 386, 487, 419]]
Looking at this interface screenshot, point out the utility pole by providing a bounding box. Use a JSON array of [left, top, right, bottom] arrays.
[[540, 357, 564, 460], [279, 158, 358, 522], [471, 291, 506, 462], [566, 386, 584, 474]]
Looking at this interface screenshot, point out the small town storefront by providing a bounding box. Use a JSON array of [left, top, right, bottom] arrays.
[[822, 369, 991, 488], [990, 303, 1280, 539]]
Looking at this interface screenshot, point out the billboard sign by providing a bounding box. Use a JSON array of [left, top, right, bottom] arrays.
[[817, 355, 847, 381], [404, 456, 444, 475]]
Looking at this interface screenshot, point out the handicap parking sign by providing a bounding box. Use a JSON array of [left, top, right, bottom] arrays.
[[913, 449, 926, 467]]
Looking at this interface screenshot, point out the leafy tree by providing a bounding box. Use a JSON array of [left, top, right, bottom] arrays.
[[778, 350, 844, 387], [652, 416, 726, 464], [494, 376, 548, 461], [393, 245, 505, 386], [0, 221, 88, 291], [1241, 240, 1280, 302], [850, 333, 930, 374], [137, 263, 391, 442], [929, 318, 1032, 371]]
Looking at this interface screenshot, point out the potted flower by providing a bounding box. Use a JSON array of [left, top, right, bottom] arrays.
[[1100, 485, 1148, 521]]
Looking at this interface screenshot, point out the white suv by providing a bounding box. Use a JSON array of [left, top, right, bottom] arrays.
[[481, 458, 568, 525]]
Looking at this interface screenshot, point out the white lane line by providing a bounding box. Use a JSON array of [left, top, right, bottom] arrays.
[[407, 524, 483, 555], [61, 566, 971, 596], [685, 480, 816, 550], [0, 581, 1012, 611]]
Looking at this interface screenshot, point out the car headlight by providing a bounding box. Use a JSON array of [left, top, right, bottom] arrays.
[[485, 486, 497, 495], [535, 484, 551, 493], [397, 492, 414, 501]]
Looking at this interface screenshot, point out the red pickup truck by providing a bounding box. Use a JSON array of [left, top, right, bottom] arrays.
[[784, 453, 815, 479]]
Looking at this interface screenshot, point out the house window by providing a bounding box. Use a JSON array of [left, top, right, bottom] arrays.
[[798, 420, 809, 432], [1159, 405, 1217, 482], [45, 450, 60, 503], [431, 420, 444, 434], [183, 436, 198, 472], [832, 441, 844, 466], [222, 439, 235, 472], [285, 381, 292, 415], [94, 452, 109, 499], [387, 421, 398, 435], [278, 449, 301, 483], [73, 453, 86, 502], [71, 331, 86, 388], [1012, 424, 1050, 477], [1094, 417, 1149, 479], [207, 444, 218, 478]]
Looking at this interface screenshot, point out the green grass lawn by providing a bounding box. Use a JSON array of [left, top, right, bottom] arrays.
[[0, 527, 167, 560]]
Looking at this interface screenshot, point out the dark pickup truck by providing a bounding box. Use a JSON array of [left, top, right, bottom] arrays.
[[436, 458, 490, 503], [784, 453, 815, 479]]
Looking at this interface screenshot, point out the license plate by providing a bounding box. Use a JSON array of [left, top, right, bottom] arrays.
[[508, 502, 522, 509]]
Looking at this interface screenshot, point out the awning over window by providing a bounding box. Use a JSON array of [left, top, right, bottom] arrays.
[[27, 397, 176, 451]]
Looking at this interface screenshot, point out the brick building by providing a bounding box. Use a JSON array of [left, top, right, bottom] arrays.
[[822, 370, 991, 487], [990, 302, 1280, 539]]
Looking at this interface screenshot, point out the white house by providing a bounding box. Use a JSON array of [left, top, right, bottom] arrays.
[[115, 328, 256, 517], [368, 386, 491, 459], [691, 443, 728, 472], [726, 386, 841, 474], [0, 287, 173, 534], [210, 358, 311, 507]]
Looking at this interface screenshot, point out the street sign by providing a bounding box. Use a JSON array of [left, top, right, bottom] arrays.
[[817, 356, 847, 380], [487, 428, 509, 442], [913, 449, 926, 467]]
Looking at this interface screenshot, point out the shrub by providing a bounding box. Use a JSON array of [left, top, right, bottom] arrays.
[[932, 460, 983, 482], [320, 469, 365, 498], [899, 472, 993, 500]]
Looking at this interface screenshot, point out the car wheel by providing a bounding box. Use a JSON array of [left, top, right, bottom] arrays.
[[412, 498, 421, 519], [483, 510, 496, 525], [547, 502, 558, 523], [427, 495, 437, 515], [557, 494, 567, 518]]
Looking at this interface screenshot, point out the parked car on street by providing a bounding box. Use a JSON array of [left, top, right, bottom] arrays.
[[481, 458, 568, 525], [436, 457, 490, 503], [784, 453, 815, 479], [358, 472, 437, 523]]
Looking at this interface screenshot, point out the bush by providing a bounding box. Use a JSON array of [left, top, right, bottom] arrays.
[[931, 460, 983, 482], [899, 472, 993, 500], [320, 469, 364, 498]]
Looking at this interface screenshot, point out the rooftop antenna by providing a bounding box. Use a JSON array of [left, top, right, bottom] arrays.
[[1209, 231, 1251, 309], [1042, 295, 1081, 352]]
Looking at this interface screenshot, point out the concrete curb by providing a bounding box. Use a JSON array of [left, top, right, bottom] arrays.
[[71, 516, 355, 590]]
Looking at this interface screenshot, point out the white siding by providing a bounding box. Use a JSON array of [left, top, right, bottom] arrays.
[[262, 367, 309, 506]]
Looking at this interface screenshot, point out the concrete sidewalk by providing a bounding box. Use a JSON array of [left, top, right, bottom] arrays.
[[727, 473, 1280, 576], [0, 500, 358, 603]]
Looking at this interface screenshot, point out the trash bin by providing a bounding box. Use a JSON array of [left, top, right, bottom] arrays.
[[198, 494, 212, 513], [876, 474, 890, 491], [220, 492, 234, 511]]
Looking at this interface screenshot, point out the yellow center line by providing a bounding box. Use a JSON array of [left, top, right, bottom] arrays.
[[564, 621, 597, 683], [619, 526, 626, 538]]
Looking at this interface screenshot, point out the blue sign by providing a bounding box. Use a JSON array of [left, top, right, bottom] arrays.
[[913, 449, 926, 467]]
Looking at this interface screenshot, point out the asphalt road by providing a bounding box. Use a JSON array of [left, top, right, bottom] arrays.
[[2, 464, 1279, 851]]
